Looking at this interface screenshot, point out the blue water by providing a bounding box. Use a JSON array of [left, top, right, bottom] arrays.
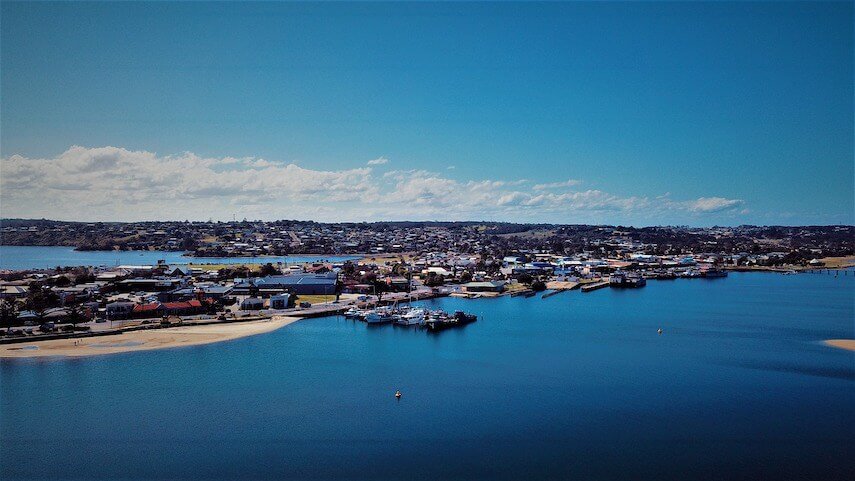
[[2, 272, 853, 480], [0, 245, 360, 270]]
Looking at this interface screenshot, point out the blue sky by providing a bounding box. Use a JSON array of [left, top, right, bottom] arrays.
[[1, 1, 852, 225]]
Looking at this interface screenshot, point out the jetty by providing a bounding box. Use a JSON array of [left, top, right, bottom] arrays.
[[581, 281, 610, 293], [541, 289, 566, 299]]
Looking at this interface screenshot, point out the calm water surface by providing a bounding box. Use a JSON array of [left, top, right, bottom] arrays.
[[2, 272, 853, 480], [0, 245, 359, 269]]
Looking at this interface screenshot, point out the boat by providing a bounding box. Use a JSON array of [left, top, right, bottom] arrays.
[[343, 307, 363, 319], [423, 313, 453, 331], [608, 271, 646, 287], [680, 268, 702, 278], [424, 310, 477, 332], [657, 270, 677, 280], [453, 310, 477, 325], [365, 309, 394, 324], [702, 268, 728, 278], [396, 308, 426, 326]]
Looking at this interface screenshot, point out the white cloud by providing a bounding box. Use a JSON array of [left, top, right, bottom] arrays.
[[366, 157, 389, 166], [686, 197, 744, 213], [533, 179, 582, 190], [0, 146, 747, 223]]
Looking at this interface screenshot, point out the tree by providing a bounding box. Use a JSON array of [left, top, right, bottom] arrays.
[[517, 273, 533, 285], [459, 271, 473, 283], [65, 304, 88, 328], [181, 235, 197, 251], [342, 261, 356, 275], [0, 300, 19, 328], [26, 284, 59, 315], [373, 279, 388, 302], [259, 262, 279, 277], [531, 280, 547, 292], [424, 272, 444, 287]]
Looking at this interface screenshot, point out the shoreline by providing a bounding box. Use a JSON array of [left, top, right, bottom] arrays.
[[0, 316, 300, 359], [823, 339, 855, 352]]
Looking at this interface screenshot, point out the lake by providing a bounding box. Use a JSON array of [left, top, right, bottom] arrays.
[[1, 272, 853, 480], [0, 245, 360, 270]]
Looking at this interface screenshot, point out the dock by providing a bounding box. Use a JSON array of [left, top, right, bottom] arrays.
[[541, 289, 568, 299], [581, 281, 610, 292]]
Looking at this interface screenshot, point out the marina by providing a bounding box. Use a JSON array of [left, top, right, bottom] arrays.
[[342, 303, 478, 331]]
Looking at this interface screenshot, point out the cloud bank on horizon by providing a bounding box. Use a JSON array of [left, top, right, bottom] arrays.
[[1, 145, 750, 224]]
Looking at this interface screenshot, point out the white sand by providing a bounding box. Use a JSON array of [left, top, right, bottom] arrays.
[[0, 316, 299, 358]]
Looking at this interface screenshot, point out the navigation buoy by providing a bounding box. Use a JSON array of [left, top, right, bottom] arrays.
[[657, 328, 663, 335], [395, 390, 402, 399]]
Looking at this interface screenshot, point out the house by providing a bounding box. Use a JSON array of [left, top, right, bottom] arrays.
[[162, 299, 205, 316], [422, 267, 452, 277], [502, 256, 525, 266], [305, 264, 331, 274], [106, 301, 136, 319], [461, 281, 506, 293], [164, 265, 191, 277], [198, 285, 233, 300], [0, 285, 28, 300], [269, 293, 291, 310], [157, 287, 197, 302], [53, 285, 95, 305], [241, 297, 264, 310], [132, 302, 165, 318], [385, 276, 410, 292]]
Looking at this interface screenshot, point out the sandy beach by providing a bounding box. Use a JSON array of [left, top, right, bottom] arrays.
[[823, 339, 855, 352], [0, 316, 300, 358]]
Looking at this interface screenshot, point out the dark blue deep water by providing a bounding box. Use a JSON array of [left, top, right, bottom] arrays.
[[2, 272, 853, 480]]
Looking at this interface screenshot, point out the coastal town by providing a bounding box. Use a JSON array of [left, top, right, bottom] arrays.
[[1, 219, 852, 350], [2, 219, 853, 260]]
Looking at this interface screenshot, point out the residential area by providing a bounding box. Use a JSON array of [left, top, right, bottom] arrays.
[[2, 220, 853, 340]]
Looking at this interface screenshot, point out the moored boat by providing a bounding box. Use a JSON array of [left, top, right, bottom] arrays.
[[702, 268, 728, 278], [424, 310, 477, 331], [396, 308, 426, 326], [609, 271, 646, 288], [365, 309, 394, 324]]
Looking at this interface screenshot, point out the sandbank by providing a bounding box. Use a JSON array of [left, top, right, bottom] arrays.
[[823, 339, 855, 352], [0, 317, 299, 359]]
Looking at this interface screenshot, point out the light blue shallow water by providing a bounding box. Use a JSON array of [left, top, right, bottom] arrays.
[[1, 272, 853, 480], [0, 245, 359, 269]]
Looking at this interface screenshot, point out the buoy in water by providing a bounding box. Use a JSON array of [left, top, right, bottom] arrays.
[[395, 390, 402, 399], [657, 328, 663, 335]]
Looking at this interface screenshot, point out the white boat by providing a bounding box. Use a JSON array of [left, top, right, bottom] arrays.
[[365, 309, 394, 324], [343, 307, 363, 319], [396, 308, 426, 325]]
